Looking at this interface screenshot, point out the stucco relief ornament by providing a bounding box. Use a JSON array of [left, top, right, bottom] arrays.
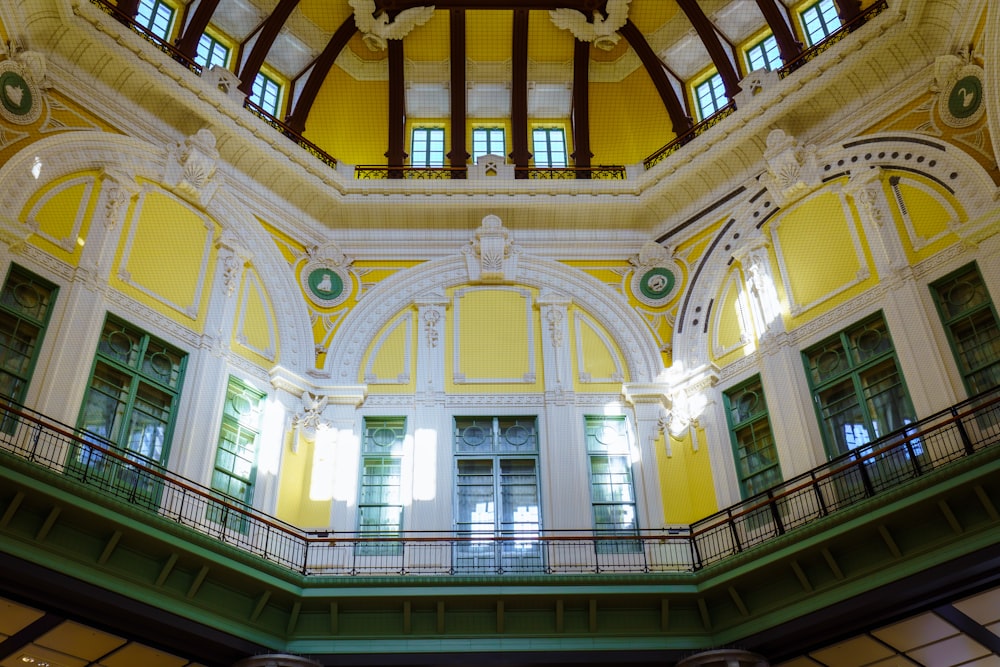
[[299, 242, 354, 308], [549, 0, 631, 51], [629, 241, 683, 307], [0, 42, 46, 125], [462, 214, 521, 283], [291, 392, 331, 446], [932, 48, 986, 129], [759, 129, 820, 208], [349, 0, 435, 51], [165, 128, 220, 204]]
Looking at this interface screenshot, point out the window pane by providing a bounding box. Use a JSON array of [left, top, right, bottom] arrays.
[[748, 35, 780, 71], [695, 73, 726, 120], [932, 264, 1000, 395], [195, 33, 229, 69], [136, 0, 174, 40], [801, 0, 842, 46], [533, 128, 567, 168]]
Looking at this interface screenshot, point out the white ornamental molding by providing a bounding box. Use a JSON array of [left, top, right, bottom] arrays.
[[164, 128, 220, 205], [101, 168, 140, 231], [549, 0, 631, 51], [932, 49, 986, 129], [462, 214, 521, 283], [0, 42, 46, 125], [299, 241, 355, 308], [629, 241, 684, 307], [216, 229, 254, 298], [759, 129, 822, 208], [291, 392, 332, 446], [349, 0, 435, 51]]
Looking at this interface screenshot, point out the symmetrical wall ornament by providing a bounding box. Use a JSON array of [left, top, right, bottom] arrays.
[[462, 214, 521, 283], [933, 48, 986, 129], [202, 64, 242, 97], [101, 168, 139, 230], [165, 128, 220, 205], [629, 241, 683, 307], [290, 392, 332, 447], [422, 306, 443, 348], [349, 0, 435, 51], [0, 42, 46, 125], [760, 129, 821, 208], [299, 242, 354, 308], [216, 230, 253, 298], [549, 0, 631, 51]]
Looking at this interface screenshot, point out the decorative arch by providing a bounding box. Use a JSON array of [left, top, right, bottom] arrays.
[[0, 131, 315, 370], [325, 254, 666, 386], [672, 130, 1000, 372]]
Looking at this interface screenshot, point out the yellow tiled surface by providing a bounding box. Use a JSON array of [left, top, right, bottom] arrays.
[[98, 642, 190, 667], [955, 588, 1000, 625], [906, 634, 991, 666], [0, 599, 43, 636], [809, 635, 895, 667], [36, 621, 127, 661], [872, 612, 960, 651]]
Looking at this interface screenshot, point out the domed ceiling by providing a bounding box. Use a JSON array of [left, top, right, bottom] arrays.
[[147, 0, 842, 168]]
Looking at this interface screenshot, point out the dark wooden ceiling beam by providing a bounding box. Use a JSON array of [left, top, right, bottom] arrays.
[[116, 0, 139, 18], [237, 0, 301, 95], [510, 9, 531, 176], [834, 0, 862, 22], [448, 9, 468, 173], [619, 19, 691, 135], [377, 1, 607, 10], [675, 0, 740, 98], [386, 39, 407, 175], [571, 39, 591, 175], [175, 0, 222, 60], [284, 16, 358, 133], [753, 0, 802, 65]]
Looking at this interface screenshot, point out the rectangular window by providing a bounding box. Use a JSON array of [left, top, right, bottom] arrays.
[[585, 416, 639, 553], [411, 127, 445, 168], [532, 128, 567, 168], [472, 127, 505, 163], [695, 72, 726, 121], [195, 32, 230, 70], [70, 316, 187, 508], [454, 416, 541, 572], [931, 263, 1000, 395], [800, 0, 842, 46], [746, 34, 781, 72], [208, 377, 265, 532], [135, 0, 175, 40], [804, 313, 916, 460], [724, 376, 782, 498], [358, 417, 405, 555], [0, 265, 57, 408], [250, 73, 282, 117]]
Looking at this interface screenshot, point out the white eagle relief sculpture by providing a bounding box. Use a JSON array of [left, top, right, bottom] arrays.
[[549, 0, 631, 51], [349, 0, 436, 51]]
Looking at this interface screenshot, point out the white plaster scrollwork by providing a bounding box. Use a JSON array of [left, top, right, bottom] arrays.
[[165, 128, 220, 205], [549, 0, 631, 51], [349, 0, 435, 51], [462, 214, 521, 283], [101, 168, 139, 230], [299, 241, 354, 308], [291, 392, 331, 449], [545, 305, 564, 347], [760, 129, 821, 208], [423, 306, 443, 348], [216, 232, 253, 298]]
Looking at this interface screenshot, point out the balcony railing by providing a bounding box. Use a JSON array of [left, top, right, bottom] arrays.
[[2, 385, 998, 576], [643, 103, 736, 170], [778, 0, 890, 79], [514, 165, 627, 180]]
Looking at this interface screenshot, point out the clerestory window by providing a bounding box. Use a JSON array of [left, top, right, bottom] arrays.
[[250, 73, 282, 117], [411, 127, 445, 167], [746, 34, 781, 72], [195, 33, 230, 70], [800, 0, 842, 47], [135, 0, 175, 40], [931, 263, 1000, 396], [694, 73, 726, 120]]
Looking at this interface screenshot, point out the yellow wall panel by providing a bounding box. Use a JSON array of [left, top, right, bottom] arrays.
[[467, 11, 512, 61], [361, 309, 416, 393], [892, 176, 964, 264], [24, 174, 98, 267], [658, 428, 718, 525], [233, 266, 278, 367], [711, 269, 751, 367], [303, 65, 389, 166], [591, 68, 674, 165], [275, 435, 332, 528]]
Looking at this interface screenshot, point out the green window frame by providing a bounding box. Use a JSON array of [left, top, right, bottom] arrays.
[[195, 32, 230, 70], [800, 0, 842, 47], [746, 34, 781, 72], [250, 73, 282, 117], [70, 315, 187, 508], [531, 127, 567, 168], [0, 265, 57, 408], [585, 415, 639, 553], [411, 127, 445, 167], [803, 312, 916, 460], [472, 127, 505, 163], [208, 377, 265, 532], [724, 376, 782, 498], [695, 72, 726, 121], [454, 416, 542, 571], [931, 263, 1000, 396], [358, 417, 406, 555], [135, 0, 175, 40]]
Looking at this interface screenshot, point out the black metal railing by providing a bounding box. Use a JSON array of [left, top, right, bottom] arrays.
[[243, 100, 338, 169], [2, 386, 998, 576], [514, 165, 627, 180], [778, 0, 890, 78], [89, 0, 202, 75], [354, 165, 468, 180], [643, 103, 736, 170]]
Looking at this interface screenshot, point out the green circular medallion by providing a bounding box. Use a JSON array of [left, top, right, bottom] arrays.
[[308, 269, 343, 300], [948, 75, 982, 119], [639, 267, 675, 300], [0, 70, 32, 116]]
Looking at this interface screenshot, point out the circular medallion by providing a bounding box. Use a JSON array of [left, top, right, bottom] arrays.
[[300, 264, 351, 308], [461, 425, 487, 447], [630, 260, 683, 307], [948, 75, 982, 119], [0, 63, 40, 125], [503, 424, 530, 447], [640, 268, 675, 300]]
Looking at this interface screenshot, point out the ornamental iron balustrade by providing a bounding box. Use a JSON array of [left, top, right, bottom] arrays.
[[643, 103, 736, 170], [243, 100, 338, 169], [1, 384, 997, 576], [514, 166, 627, 180], [778, 0, 889, 79], [354, 166, 468, 180], [90, 0, 202, 75]]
